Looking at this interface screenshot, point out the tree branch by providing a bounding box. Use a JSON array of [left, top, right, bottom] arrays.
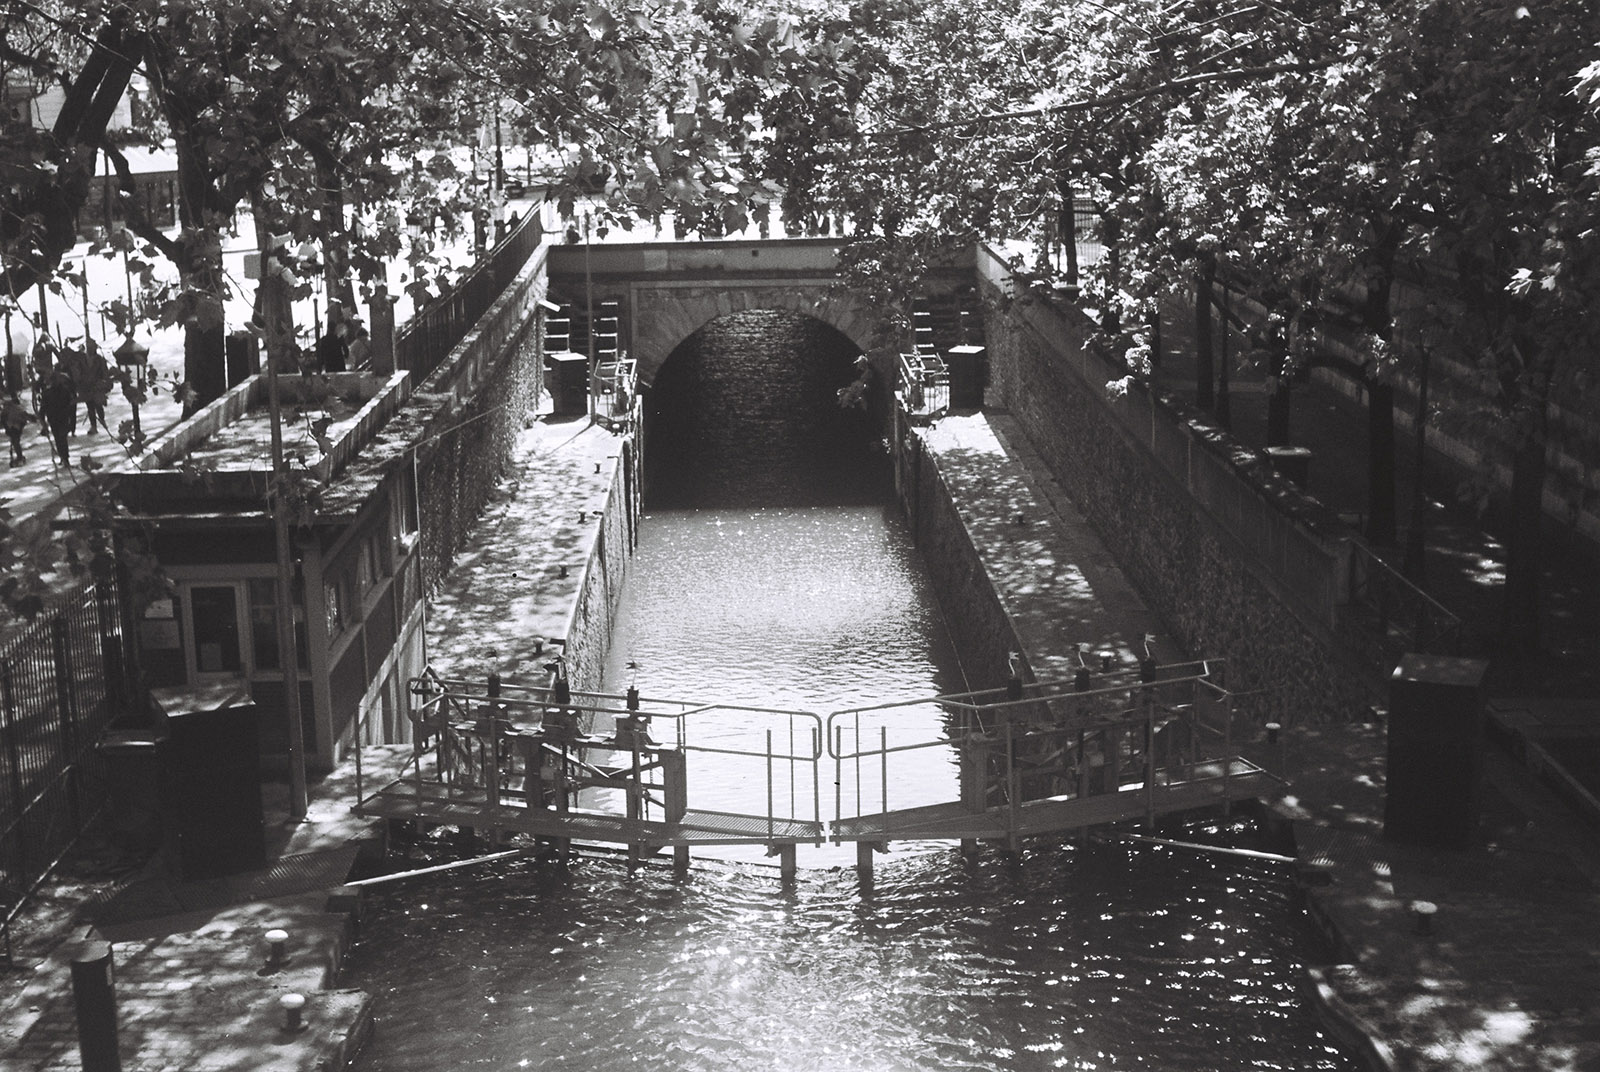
[[877, 58, 1346, 139]]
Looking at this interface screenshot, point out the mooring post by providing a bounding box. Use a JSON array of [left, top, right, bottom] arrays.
[[70, 940, 120, 1072]]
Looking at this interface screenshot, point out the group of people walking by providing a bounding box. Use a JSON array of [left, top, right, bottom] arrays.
[[4, 336, 114, 469]]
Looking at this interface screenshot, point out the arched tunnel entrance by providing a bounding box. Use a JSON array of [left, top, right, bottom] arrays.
[[642, 310, 889, 508]]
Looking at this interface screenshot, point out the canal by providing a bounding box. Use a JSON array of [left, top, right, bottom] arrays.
[[342, 311, 1354, 1071]]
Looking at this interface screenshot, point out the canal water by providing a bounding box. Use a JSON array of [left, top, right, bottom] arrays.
[[342, 311, 1354, 1071]]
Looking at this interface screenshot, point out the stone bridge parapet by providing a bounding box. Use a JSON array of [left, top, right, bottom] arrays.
[[547, 238, 974, 383]]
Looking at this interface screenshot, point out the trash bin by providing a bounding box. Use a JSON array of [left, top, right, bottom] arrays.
[[945, 345, 987, 410], [225, 330, 260, 387], [1384, 655, 1489, 848], [161, 702, 266, 879], [98, 728, 166, 856], [546, 351, 588, 417]]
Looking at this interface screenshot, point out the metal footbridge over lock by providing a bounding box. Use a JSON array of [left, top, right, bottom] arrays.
[[353, 660, 1279, 882]]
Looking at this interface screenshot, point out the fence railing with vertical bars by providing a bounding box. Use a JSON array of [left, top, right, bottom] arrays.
[[394, 211, 542, 386], [0, 574, 130, 959]]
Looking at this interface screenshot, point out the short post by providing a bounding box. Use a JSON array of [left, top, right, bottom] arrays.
[[70, 940, 121, 1072], [1411, 900, 1437, 937], [777, 843, 797, 883], [264, 928, 289, 972], [280, 991, 307, 1032]]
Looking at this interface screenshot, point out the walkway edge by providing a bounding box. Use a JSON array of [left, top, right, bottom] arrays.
[[1305, 966, 1400, 1072]]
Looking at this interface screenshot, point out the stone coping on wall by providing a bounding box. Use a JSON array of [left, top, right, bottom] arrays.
[[132, 369, 411, 483], [915, 410, 1170, 684], [414, 242, 550, 406]]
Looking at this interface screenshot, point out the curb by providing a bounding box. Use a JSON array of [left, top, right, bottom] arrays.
[[1305, 966, 1401, 1072]]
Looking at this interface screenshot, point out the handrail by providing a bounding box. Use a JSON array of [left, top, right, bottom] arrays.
[[897, 350, 949, 422], [827, 664, 1240, 837], [1346, 540, 1463, 657]]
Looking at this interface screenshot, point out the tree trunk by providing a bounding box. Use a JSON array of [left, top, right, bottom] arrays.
[[1195, 255, 1215, 412], [1265, 336, 1291, 447], [1365, 379, 1397, 544], [317, 157, 358, 323], [1058, 177, 1079, 288], [1402, 346, 1431, 583], [1501, 390, 1549, 657], [178, 236, 227, 416], [1101, 212, 1121, 336], [1215, 282, 1231, 430], [1361, 231, 1402, 546]]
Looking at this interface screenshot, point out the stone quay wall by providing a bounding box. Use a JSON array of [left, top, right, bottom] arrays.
[[413, 247, 551, 596], [560, 437, 639, 695], [973, 246, 1376, 724], [892, 408, 1025, 693]]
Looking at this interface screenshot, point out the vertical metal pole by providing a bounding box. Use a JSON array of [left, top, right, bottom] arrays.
[[1144, 714, 1155, 830], [265, 277, 310, 820], [880, 726, 889, 837], [2, 664, 28, 876], [70, 940, 121, 1072], [766, 728, 774, 840], [353, 700, 364, 805], [833, 724, 842, 826], [52, 619, 80, 830], [812, 726, 821, 831], [584, 214, 595, 420], [1006, 721, 1018, 839], [1222, 686, 1233, 816], [854, 712, 860, 817]]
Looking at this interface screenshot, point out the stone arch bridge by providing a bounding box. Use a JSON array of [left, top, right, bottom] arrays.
[[544, 237, 981, 385]]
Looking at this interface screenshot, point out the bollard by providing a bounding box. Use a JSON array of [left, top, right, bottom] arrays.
[[1265, 721, 1281, 744], [1099, 652, 1115, 673], [1411, 900, 1437, 936], [70, 940, 121, 1072], [280, 992, 307, 1031], [264, 928, 289, 971]]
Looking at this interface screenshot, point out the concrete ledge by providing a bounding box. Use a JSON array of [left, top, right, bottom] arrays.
[[1306, 966, 1401, 1072]]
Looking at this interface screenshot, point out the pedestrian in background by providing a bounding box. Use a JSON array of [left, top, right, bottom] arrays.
[[81, 340, 112, 433], [315, 319, 350, 373], [57, 342, 89, 434], [345, 318, 372, 370], [39, 366, 74, 465], [3, 393, 29, 467]]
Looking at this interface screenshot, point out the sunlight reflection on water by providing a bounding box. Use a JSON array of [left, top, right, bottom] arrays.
[[342, 311, 1352, 1072]]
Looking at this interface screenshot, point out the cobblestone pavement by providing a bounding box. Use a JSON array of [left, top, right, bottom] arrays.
[[0, 752, 404, 1071]]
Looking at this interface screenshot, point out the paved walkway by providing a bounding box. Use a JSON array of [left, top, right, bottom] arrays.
[[0, 394, 627, 1070]]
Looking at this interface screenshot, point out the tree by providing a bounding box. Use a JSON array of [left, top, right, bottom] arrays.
[[0, 0, 814, 622]]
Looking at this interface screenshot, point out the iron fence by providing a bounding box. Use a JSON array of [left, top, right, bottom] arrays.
[[0, 573, 131, 958], [395, 213, 542, 386]]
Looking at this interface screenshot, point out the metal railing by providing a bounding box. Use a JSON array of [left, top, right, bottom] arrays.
[[826, 660, 1240, 839], [395, 212, 543, 386], [1345, 540, 1463, 663], [0, 575, 130, 960], [592, 356, 637, 433], [358, 672, 824, 840], [898, 351, 950, 423]]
